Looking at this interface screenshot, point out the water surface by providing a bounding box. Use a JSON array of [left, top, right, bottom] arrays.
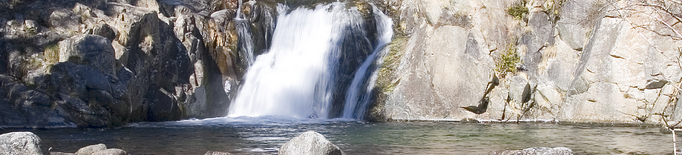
[[0, 117, 673, 154]]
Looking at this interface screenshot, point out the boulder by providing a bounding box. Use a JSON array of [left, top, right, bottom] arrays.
[[0, 132, 48, 155], [75, 144, 106, 155], [91, 149, 127, 155], [489, 147, 572, 155], [279, 131, 345, 155]]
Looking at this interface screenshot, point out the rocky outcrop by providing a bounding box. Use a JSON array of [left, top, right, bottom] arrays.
[[489, 147, 573, 155], [0, 0, 250, 127], [0, 132, 48, 155], [371, 0, 682, 124], [279, 131, 345, 155]]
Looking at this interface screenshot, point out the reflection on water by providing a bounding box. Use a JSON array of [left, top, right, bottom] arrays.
[[0, 117, 674, 154]]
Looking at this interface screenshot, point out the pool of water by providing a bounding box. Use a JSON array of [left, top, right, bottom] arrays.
[[0, 117, 675, 154]]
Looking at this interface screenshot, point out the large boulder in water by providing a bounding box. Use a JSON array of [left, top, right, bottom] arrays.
[[0, 132, 48, 155], [75, 143, 106, 155], [279, 131, 345, 155], [489, 147, 573, 155], [91, 149, 127, 155]]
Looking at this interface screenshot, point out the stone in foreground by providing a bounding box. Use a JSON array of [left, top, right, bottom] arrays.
[[279, 131, 345, 155], [0, 132, 48, 155], [75, 144, 106, 155], [91, 149, 127, 155], [489, 147, 573, 155]]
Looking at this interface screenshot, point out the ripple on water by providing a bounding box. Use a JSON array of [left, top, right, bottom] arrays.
[[0, 118, 676, 154]]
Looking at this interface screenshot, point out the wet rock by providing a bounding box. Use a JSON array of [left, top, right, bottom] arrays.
[[91, 149, 127, 155], [51, 152, 76, 155], [75, 144, 106, 155], [0, 132, 48, 155], [489, 147, 572, 155], [279, 131, 345, 155]]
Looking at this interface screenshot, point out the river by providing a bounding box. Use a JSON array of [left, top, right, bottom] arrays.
[[0, 117, 673, 154]]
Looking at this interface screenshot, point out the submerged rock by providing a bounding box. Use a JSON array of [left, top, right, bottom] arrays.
[[279, 131, 345, 155], [0, 132, 48, 155], [489, 147, 573, 155]]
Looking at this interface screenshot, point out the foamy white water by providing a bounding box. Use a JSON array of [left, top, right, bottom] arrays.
[[228, 2, 393, 120], [342, 6, 394, 119], [228, 3, 346, 119]]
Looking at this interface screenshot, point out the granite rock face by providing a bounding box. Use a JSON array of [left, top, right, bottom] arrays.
[[371, 0, 682, 124]]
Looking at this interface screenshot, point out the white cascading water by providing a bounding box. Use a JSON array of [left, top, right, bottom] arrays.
[[228, 3, 341, 119], [341, 6, 393, 119], [235, 0, 255, 66], [228, 2, 393, 119]]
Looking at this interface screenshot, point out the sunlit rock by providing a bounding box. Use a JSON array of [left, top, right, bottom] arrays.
[[279, 131, 345, 155], [0, 132, 48, 155], [76, 144, 106, 155]]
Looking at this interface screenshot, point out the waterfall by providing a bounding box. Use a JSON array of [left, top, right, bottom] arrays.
[[341, 6, 394, 119], [228, 3, 340, 119], [227, 2, 393, 120], [235, 0, 255, 66]]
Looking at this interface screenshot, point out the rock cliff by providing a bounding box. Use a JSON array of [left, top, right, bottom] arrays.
[[3, 0, 681, 127], [370, 0, 682, 124], [0, 0, 267, 127]]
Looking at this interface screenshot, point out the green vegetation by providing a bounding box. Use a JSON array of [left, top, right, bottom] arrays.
[[367, 37, 407, 121], [507, 2, 529, 20], [544, 0, 566, 22], [376, 37, 406, 94], [44, 43, 60, 64], [495, 43, 522, 76]]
